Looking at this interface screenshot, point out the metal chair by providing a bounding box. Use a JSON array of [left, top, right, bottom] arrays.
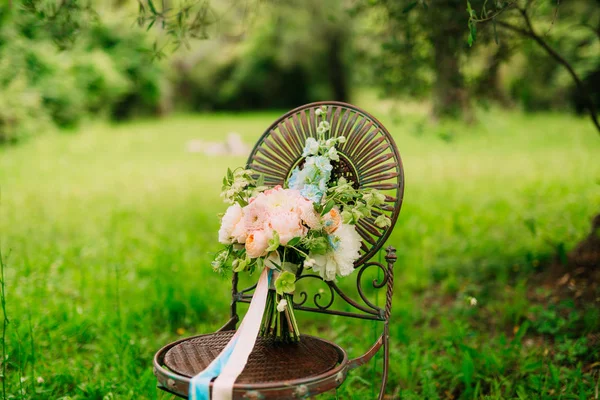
[[153, 101, 405, 399]]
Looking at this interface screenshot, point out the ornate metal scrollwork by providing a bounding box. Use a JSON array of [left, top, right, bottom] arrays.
[[356, 262, 389, 312], [291, 262, 391, 320]]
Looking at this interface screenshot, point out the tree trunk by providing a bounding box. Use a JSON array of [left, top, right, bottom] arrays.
[[568, 212, 600, 270], [326, 31, 349, 103], [429, 2, 474, 122], [475, 42, 512, 107]]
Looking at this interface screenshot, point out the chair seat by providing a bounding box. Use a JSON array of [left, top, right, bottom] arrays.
[[154, 331, 349, 399]]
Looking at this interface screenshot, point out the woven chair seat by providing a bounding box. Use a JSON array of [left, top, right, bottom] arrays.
[[154, 331, 349, 399]]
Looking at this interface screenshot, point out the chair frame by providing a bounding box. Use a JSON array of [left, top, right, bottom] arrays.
[[154, 101, 404, 399]]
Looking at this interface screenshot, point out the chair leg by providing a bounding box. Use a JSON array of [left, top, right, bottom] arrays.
[[378, 324, 390, 400]]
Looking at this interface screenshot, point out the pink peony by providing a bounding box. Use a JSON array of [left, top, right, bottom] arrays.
[[243, 200, 270, 232], [262, 186, 302, 215], [268, 211, 306, 245], [263, 185, 283, 195]]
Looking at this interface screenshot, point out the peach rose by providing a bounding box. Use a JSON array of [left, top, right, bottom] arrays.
[[322, 208, 341, 234], [297, 197, 321, 229], [245, 229, 271, 258]]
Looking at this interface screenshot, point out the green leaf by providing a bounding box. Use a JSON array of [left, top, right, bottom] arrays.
[[146, 18, 155, 31], [266, 231, 280, 252], [341, 210, 353, 224], [233, 258, 247, 272], [467, 20, 477, 47], [313, 202, 323, 214], [227, 168, 233, 182], [274, 271, 296, 295], [351, 207, 363, 221], [375, 214, 391, 228], [512, 321, 530, 344], [286, 237, 301, 247], [147, 0, 157, 14], [306, 236, 328, 255], [321, 199, 336, 216]]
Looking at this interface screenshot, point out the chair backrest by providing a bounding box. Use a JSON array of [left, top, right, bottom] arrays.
[[230, 101, 404, 323]]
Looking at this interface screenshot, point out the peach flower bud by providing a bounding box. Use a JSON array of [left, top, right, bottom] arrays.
[[322, 208, 341, 234]]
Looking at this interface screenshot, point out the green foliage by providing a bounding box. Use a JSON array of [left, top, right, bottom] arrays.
[[136, 0, 218, 53], [0, 106, 598, 397], [0, 74, 51, 143], [355, 0, 435, 98], [0, 2, 163, 142], [170, 0, 352, 111]]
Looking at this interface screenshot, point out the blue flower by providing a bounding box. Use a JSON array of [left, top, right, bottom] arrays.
[[302, 161, 319, 182], [314, 156, 333, 173], [288, 167, 302, 189], [300, 184, 324, 203], [318, 176, 329, 193]]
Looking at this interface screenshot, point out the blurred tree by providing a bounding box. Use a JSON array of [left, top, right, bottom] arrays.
[[0, 0, 164, 141], [355, 0, 599, 127], [473, 41, 513, 106], [354, 0, 476, 121], [468, 0, 600, 133], [167, 0, 352, 111]]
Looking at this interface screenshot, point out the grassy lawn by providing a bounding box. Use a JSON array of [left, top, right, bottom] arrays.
[[1, 105, 599, 399]]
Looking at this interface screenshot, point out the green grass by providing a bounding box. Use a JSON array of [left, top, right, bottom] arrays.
[[1, 105, 599, 399]]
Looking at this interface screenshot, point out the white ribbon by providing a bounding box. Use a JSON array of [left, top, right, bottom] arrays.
[[189, 267, 271, 400]]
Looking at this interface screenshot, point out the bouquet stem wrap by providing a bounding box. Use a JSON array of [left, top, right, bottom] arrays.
[[260, 290, 300, 342]]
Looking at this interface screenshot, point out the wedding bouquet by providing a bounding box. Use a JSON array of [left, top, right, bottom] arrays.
[[212, 106, 391, 342]]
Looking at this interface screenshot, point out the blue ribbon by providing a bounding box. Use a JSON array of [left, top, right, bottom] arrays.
[[189, 336, 239, 400], [189, 270, 272, 400]]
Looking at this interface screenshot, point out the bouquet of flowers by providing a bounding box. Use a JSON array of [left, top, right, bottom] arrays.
[[212, 106, 391, 343]]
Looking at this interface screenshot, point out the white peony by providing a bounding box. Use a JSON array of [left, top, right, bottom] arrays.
[[231, 215, 248, 243], [310, 224, 362, 281], [218, 203, 243, 244]]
